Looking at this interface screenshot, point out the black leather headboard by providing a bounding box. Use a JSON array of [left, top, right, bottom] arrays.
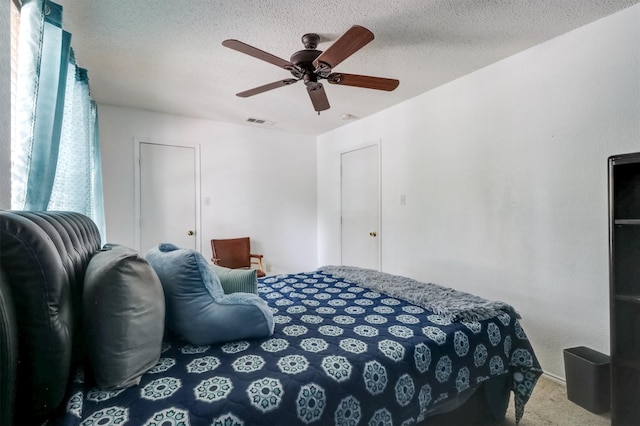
[[0, 211, 101, 425], [0, 267, 18, 426]]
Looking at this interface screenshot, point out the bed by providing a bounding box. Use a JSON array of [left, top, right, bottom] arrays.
[[53, 268, 541, 426], [0, 211, 541, 426]]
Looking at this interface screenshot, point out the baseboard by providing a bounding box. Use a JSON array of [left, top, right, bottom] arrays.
[[542, 371, 566, 385]]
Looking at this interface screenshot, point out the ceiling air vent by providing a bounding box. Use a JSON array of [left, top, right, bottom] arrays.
[[246, 117, 275, 126]]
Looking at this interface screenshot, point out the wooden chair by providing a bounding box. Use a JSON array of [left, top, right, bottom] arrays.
[[211, 237, 266, 278]]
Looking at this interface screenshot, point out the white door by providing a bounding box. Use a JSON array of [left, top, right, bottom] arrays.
[[341, 144, 380, 270], [138, 142, 199, 255]]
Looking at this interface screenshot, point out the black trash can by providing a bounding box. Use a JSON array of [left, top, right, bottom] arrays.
[[563, 346, 611, 414]]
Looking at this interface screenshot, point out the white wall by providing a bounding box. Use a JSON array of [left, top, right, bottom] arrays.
[[317, 5, 640, 378], [0, 1, 10, 209], [98, 105, 318, 275]]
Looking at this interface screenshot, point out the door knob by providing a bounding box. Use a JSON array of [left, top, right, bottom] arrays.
[[369, 231, 377, 237], [187, 230, 195, 236]]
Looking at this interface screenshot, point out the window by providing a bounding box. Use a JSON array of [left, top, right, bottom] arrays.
[[10, 0, 105, 241]]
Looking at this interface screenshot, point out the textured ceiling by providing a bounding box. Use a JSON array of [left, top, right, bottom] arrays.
[[56, 0, 639, 136]]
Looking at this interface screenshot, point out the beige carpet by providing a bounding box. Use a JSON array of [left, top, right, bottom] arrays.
[[500, 374, 610, 425]]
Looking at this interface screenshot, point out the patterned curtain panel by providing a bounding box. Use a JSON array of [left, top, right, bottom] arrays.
[[48, 56, 106, 238], [12, 0, 105, 241]]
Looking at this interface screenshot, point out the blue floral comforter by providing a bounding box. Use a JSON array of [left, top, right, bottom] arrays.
[[53, 270, 541, 426]]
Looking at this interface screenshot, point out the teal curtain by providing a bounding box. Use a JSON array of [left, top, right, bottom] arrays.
[[12, 0, 106, 240]]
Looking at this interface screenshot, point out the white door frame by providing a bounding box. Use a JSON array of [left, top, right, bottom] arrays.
[[133, 138, 202, 253], [340, 140, 382, 270]]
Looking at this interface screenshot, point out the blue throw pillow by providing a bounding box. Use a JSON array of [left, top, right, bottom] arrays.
[[146, 243, 274, 345]]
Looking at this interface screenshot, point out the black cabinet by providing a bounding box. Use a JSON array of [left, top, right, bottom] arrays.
[[609, 152, 640, 424]]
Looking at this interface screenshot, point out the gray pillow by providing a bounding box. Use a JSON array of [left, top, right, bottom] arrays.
[[83, 244, 165, 390], [210, 263, 258, 294]]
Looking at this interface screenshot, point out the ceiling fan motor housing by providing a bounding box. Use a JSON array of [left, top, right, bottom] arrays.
[[290, 49, 322, 69], [290, 47, 326, 86]]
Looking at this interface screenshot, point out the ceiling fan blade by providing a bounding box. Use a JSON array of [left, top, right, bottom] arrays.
[[236, 79, 298, 97], [327, 73, 399, 91], [222, 39, 295, 69], [307, 83, 330, 112], [313, 25, 374, 71]]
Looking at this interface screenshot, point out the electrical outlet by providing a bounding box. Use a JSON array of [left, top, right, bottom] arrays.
[[400, 193, 406, 205], [266, 264, 272, 273]]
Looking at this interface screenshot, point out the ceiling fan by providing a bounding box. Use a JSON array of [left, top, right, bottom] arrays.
[[222, 25, 399, 114]]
